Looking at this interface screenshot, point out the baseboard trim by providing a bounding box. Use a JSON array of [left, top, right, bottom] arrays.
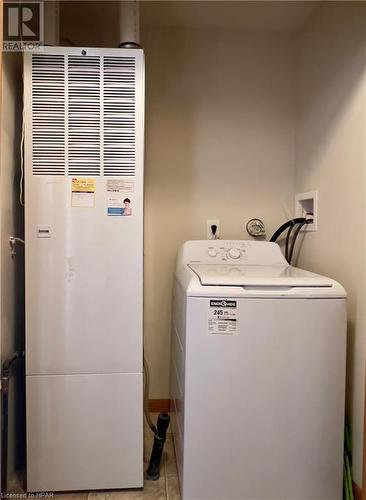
[[353, 481, 362, 500], [148, 399, 171, 413]]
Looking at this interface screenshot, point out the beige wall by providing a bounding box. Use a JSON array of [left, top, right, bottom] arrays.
[[295, 2, 366, 487], [1, 52, 24, 475], [142, 25, 297, 396]]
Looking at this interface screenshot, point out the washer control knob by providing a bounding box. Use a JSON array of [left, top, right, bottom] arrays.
[[228, 248, 241, 259], [208, 248, 218, 257]]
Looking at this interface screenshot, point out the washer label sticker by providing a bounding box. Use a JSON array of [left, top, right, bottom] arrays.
[[208, 300, 237, 335]]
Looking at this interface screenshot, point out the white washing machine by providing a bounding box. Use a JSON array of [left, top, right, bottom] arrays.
[[171, 240, 347, 500]]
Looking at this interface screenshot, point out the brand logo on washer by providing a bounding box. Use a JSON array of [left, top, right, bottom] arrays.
[[210, 300, 237, 308]]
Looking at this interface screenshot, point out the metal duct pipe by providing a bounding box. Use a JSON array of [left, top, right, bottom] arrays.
[[44, 0, 60, 46], [119, 1, 140, 48]]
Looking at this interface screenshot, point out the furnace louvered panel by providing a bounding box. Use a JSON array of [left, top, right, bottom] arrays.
[[67, 55, 101, 176], [103, 57, 136, 176], [31, 52, 137, 177], [31, 54, 65, 175]]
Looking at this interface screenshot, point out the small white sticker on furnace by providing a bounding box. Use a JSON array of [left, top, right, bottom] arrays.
[[107, 179, 134, 193], [208, 299, 237, 335]]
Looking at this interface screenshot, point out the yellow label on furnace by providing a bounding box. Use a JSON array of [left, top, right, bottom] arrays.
[[71, 178, 96, 193], [71, 178, 96, 208]]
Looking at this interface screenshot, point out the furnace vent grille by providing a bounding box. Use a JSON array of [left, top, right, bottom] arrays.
[[67, 55, 101, 176], [32, 54, 66, 175], [103, 57, 135, 177], [31, 53, 136, 177]]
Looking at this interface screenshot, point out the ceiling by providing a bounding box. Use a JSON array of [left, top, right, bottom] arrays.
[[140, 1, 320, 31]]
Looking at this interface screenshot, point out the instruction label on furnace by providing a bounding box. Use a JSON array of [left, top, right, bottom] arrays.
[[71, 178, 95, 208], [208, 300, 237, 335]]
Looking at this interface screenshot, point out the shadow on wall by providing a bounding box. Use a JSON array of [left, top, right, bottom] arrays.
[[1, 52, 25, 479], [142, 26, 197, 398], [11, 91, 25, 476]]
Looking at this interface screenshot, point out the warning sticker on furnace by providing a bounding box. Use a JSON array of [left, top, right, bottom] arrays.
[[208, 299, 237, 335], [71, 178, 95, 208]]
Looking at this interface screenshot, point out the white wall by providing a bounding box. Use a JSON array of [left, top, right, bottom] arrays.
[[142, 26, 297, 396], [1, 52, 24, 477], [295, 2, 366, 487]]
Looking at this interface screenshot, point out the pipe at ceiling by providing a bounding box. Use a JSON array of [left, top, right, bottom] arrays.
[[119, 1, 140, 48], [43, 0, 60, 46]]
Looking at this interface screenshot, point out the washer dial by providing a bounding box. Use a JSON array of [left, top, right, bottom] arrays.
[[228, 248, 241, 259]]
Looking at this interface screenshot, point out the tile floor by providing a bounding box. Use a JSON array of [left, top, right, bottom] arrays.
[[8, 414, 180, 500]]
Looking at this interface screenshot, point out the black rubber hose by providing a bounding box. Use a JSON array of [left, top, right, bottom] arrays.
[[270, 217, 307, 243], [145, 412, 170, 481], [2, 352, 23, 377], [288, 219, 312, 264], [156, 412, 170, 438], [285, 225, 294, 262]]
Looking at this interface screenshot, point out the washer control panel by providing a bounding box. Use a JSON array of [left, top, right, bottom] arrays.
[[183, 240, 286, 266], [206, 242, 249, 262]]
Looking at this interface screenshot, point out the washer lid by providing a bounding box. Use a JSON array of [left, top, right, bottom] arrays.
[[188, 264, 334, 288]]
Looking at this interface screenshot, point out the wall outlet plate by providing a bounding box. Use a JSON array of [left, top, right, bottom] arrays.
[[295, 191, 318, 231], [207, 219, 220, 240]]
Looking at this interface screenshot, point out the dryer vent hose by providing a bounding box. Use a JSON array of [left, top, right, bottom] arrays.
[[145, 412, 170, 481]]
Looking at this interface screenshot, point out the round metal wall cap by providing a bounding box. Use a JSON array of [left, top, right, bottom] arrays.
[[246, 218, 266, 238]]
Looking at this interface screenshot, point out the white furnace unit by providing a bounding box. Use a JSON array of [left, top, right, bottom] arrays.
[[171, 240, 347, 500], [24, 47, 144, 492]]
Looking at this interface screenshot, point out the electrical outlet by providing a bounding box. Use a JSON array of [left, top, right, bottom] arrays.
[[207, 220, 220, 240]]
